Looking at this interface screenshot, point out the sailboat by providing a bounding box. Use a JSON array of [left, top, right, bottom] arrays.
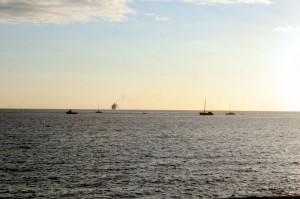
[[96, 104, 102, 113], [199, 99, 214, 116], [226, 103, 235, 115]]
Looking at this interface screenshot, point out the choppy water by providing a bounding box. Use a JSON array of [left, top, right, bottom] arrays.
[[1, 110, 300, 198]]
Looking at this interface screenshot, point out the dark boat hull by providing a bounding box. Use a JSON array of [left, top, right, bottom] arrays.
[[226, 112, 235, 115], [199, 112, 214, 116], [66, 110, 78, 114]]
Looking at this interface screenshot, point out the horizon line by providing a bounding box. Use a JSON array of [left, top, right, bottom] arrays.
[[1, 108, 300, 113]]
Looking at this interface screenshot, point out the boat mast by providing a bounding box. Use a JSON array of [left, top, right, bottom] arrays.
[[204, 98, 206, 112]]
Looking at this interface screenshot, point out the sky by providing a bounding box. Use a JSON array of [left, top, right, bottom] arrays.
[[0, 0, 300, 111]]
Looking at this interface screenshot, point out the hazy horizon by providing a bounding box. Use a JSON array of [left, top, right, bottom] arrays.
[[1, 0, 300, 111], [2, 107, 300, 113]]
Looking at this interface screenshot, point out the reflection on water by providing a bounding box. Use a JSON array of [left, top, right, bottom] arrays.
[[1, 110, 300, 198]]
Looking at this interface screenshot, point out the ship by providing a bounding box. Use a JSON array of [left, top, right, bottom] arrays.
[[112, 103, 118, 110], [66, 109, 78, 114], [199, 99, 214, 116]]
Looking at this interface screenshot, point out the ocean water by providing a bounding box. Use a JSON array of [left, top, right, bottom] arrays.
[[1, 110, 300, 198]]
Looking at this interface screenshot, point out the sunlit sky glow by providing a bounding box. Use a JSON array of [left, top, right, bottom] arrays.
[[0, 0, 300, 111]]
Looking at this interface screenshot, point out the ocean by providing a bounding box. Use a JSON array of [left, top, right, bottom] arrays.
[[1, 110, 300, 198]]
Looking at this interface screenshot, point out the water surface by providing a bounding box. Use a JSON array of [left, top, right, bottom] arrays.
[[1, 110, 300, 198]]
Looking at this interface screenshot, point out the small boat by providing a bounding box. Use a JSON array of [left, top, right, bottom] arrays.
[[199, 99, 214, 116], [226, 104, 235, 115], [226, 112, 235, 115], [142, 112, 147, 114], [96, 105, 102, 113], [66, 110, 77, 114], [200, 111, 214, 116]]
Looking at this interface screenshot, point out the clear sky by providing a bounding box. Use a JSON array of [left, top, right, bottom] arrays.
[[0, 0, 300, 111]]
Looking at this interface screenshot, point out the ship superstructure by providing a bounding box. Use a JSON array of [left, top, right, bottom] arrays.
[[112, 103, 118, 110]]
